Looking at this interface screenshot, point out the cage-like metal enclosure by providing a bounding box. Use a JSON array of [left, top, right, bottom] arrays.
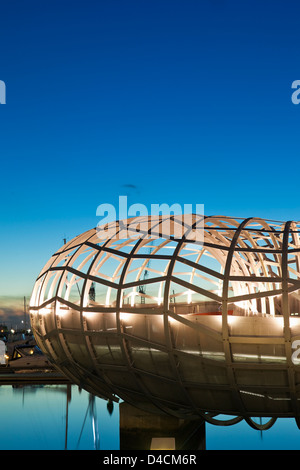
[[29, 215, 300, 430]]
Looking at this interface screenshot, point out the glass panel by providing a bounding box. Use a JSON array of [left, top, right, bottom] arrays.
[[68, 247, 95, 274], [168, 280, 221, 314], [59, 307, 82, 330], [128, 340, 173, 379], [90, 335, 124, 365], [122, 281, 165, 308], [63, 333, 91, 366], [231, 343, 286, 364]]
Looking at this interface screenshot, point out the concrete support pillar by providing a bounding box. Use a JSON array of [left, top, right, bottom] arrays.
[[119, 402, 206, 450]]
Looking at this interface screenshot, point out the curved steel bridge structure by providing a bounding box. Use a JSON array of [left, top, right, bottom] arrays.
[[29, 215, 300, 431]]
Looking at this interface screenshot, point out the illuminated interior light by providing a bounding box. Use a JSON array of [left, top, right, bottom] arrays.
[[55, 302, 69, 317], [130, 291, 137, 307], [269, 297, 275, 316], [55, 308, 65, 317], [232, 353, 286, 363], [168, 314, 177, 324], [233, 298, 249, 310], [227, 315, 238, 325], [120, 312, 131, 321], [289, 316, 300, 327], [39, 307, 51, 315], [83, 310, 98, 319]]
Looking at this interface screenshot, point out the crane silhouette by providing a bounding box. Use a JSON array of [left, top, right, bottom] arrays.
[[138, 240, 153, 303]]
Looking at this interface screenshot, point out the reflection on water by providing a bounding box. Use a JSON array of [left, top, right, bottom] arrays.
[[1, 384, 300, 450], [206, 417, 300, 450], [0, 385, 119, 450]]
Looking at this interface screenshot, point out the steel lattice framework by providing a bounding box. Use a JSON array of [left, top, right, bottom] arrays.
[[29, 215, 300, 430]]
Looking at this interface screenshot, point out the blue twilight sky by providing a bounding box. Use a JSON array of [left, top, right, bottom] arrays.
[[1, 0, 300, 314]]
